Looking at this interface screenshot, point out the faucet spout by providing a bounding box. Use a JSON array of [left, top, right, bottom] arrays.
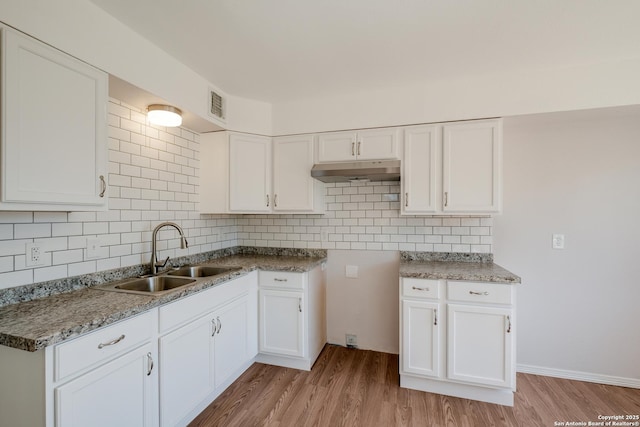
[[151, 222, 189, 275]]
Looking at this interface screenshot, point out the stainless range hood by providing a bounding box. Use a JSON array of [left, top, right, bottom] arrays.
[[310, 160, 401, 183]]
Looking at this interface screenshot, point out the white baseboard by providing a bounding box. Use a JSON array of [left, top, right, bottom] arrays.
[[517, 364, 640, 389]]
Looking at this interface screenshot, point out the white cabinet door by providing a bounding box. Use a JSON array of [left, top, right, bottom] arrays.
[[317, 128, 399, 162], [213, 296, 250, 389], [401, 300, 440, 378], [356, 128, 399, 160], [442, 120, 501, 213], [447, 304, 513, 388], [56, 343, 157, 427], [229, 133, 271, 212], [1, 27, 108, 211], [159, 315, 215, 427], [317, 131, 355, 162], [273, 135, 316, 211], [402, 125, 439, 214], [259, 289, 304, 357]]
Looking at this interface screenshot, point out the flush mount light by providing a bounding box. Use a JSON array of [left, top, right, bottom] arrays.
[[147, 104, 182, 127]]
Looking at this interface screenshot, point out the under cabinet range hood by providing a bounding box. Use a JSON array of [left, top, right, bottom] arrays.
[[310, 160, 401, 183]]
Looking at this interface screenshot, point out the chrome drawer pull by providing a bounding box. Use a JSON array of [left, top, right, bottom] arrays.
[[212, 318, 217, 336], [434, 309, 438, 326], [469, 291, 489, 296], [216, 316, 222, 334], [507, 315, 512, 334], [97, 334, 125, 349], [412, 286, 429, 292], [274, 278, 288, 282]]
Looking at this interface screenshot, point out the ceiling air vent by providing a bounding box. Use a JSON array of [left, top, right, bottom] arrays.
[[208, 88, 225, 121]]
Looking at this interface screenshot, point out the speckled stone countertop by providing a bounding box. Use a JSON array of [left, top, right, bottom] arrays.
[[399, 251, 520, 284], [0, 250, 326, 352]]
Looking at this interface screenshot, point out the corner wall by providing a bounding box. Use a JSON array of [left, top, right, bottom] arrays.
[[494, 109, 640, 384]]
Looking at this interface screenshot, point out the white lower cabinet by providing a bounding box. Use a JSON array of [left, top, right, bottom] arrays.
[[55, 343, 157, 427], [158, 272, 258, 427], [256, 266, 326, 371], [159, 315, 215, 427], [400, 278, 516, 406], [259, 289, 304, 357], [401, 299, 440, 378]]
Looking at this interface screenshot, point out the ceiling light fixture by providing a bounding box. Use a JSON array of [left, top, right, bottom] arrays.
[[147, 104, 182, 127]]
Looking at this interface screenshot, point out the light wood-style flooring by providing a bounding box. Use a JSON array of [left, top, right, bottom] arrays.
[[189, 345, 640, 427]]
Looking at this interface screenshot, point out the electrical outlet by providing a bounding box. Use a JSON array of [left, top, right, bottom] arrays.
[[320, 227, 329, 242], [552, 234, 565, 249], [25, 243, 44, 267], [345, 265, 359, 278], [346, 334, 358, 349]]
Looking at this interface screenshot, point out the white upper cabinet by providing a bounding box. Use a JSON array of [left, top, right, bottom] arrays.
[[201, 132, 324, 214], [402, 125, 440, 214], [0, 26, 108, 211], [229, 133, 272, 212], [273, 135, 323, 212], [402, 119, 502, 215], [317, 128, 399, 162], [442, 119, 502, 213]]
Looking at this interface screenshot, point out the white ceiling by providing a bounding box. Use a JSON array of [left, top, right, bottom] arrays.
[[90, 0, 640, 104]]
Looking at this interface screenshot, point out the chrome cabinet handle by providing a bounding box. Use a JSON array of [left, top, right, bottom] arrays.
[[506, 315, 512, 334], [211, 318, 217, 336], [98, 334, 125, 349], [274, 278, 288, 282], [412, 286, 429, 292], [357, 141, 361, 156], [298, 297, 302, 313], [146, 352, 154, 376], [434, 309, 438, 326], [405, 193, 409, 207], [274, 194, 278, 207], [266, 194, 270, 207], [351, 141, 355, 156], [469, 291, 489, 296], [99, 175, 106, 198], [216, 316, 222, 334], [444, 192, 448, 207]]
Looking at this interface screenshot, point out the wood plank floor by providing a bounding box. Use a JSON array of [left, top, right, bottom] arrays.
[[189, 345, 640, 427]]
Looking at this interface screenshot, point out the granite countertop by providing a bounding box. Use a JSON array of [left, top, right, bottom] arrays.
[[0, 253, 326, 352], [400, 260, 521, 284]]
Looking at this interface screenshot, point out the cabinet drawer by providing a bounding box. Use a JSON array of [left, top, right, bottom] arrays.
[[159, 272, 255, 334], [447, 281, 513, 305], [401, 278, 440, 299], [54, 311, 153, 381], [259, 271, 305, 290]]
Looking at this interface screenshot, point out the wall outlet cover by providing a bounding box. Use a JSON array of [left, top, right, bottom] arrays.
[[345, 265, 359, 278], [25, 243, 45, 267], [552, 234, 565, 249], [346, 334, 358, 348]]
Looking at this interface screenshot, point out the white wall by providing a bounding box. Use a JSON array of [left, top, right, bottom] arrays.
[[0, 0, 272, 135], [326, 250, 400, 353], [0, 99, 238, 289], [272, 58, 640, 135], [494, 108, 640, 384]]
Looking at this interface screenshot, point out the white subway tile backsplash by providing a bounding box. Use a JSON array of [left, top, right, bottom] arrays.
[[15, 223, 51, 239]]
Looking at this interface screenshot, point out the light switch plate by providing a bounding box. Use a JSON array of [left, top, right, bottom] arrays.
[[86, 238, 102, 259]]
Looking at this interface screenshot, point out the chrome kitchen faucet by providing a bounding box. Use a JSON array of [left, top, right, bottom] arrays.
[[151, 222, 189, 274]]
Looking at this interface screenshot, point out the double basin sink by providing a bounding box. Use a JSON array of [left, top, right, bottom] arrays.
[[95, 265, 242, 296]]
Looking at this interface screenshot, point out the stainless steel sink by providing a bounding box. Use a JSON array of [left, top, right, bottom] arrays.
[[166, 266, 241, 278], [95, 276, 195, 295]]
